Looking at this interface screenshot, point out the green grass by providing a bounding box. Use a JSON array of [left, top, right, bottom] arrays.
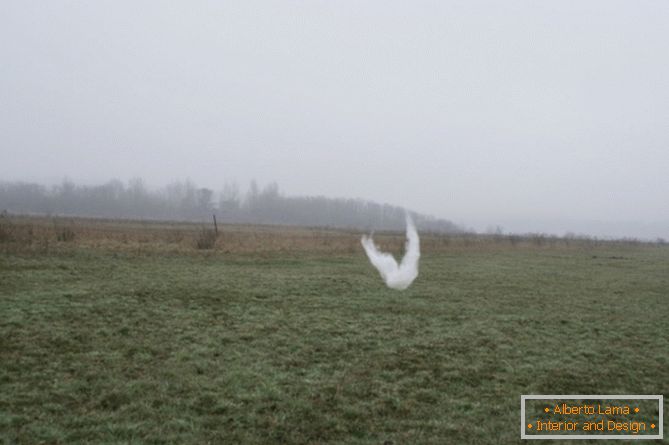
[[1, 242, 668, 444]]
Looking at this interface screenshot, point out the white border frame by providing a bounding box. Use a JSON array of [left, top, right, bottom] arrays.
[[521, 394, 663, 440]]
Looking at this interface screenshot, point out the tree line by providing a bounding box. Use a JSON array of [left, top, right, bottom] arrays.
[[0, 179, 462, 233]]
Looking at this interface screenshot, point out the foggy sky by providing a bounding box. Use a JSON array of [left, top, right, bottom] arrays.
[[1, 1, 668, 239]]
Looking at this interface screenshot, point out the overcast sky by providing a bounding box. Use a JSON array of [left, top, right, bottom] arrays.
[[1, 1, 668, 238]]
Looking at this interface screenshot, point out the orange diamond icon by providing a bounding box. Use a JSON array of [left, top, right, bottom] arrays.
[[528, 423, 533, 429], [634, 407, 639, 413], [544, 407, 550, 413], [651, 424, 656, 429]]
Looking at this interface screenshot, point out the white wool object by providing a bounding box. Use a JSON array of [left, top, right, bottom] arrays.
[[361, 214, 420, 290]]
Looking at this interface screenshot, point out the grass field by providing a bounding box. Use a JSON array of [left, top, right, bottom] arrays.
[[1, 216, 668, 444]]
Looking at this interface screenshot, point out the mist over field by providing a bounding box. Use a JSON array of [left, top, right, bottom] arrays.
[[1, 1, 668, 239], [0, 179, 461, 233], [1, 3, 669, 443]]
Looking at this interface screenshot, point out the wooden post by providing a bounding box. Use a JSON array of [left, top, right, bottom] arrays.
[[212, 214, 218, 235]]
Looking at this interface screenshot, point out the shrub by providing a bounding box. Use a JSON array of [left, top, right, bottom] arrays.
[[195, 228, 218, 249], [0, 221, 12, 243], [0, 218, 33, 246], [56, 226, 76, 242]]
